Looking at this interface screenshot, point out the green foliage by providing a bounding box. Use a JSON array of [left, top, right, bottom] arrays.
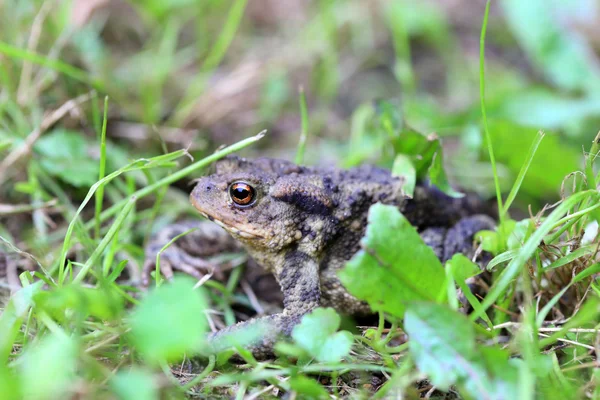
[[35, 129, 100, 187], [487, 121, 580, 199], [392, 154, 416, 197], [288, 375, 329, 399], [34, 284, 124, 322], [339, 204, 446, 319], [18, 333, 79, 400], [0, 365, 20, 400], [110, 368, 159, 400], [291, 308, 353, 363], [129, 276, 208, 365], [405, 302, 520, 399], [501, 0, 600, 93]]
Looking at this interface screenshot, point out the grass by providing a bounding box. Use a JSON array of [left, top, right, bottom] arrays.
[[0, 1, 599, 399]]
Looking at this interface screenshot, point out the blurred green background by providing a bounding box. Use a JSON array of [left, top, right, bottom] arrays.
[[2, 0, 599, 206]]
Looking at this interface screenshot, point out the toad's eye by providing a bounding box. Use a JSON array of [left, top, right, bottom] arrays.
[[229, 181, 256, 206]]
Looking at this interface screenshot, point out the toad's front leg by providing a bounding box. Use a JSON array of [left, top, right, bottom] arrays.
[[208, 250, 320, 358], [143, 220, 241, 287]]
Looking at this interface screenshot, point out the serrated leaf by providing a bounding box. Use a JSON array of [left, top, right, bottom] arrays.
[[338, 204, 446, 318], [405, 302, 518, 399], [291, 308, 353, 363], [19, 334, 78, 400], [129, 276, 208, 364]]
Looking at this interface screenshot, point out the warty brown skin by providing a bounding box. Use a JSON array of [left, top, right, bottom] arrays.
[[144, 156, 495, 357]]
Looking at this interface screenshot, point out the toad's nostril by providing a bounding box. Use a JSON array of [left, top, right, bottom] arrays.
[[205, 184, 213, 191]]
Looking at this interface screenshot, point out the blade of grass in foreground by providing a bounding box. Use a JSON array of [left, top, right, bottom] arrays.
[[57, 131, 266, 284], [73, 197, 136, 284], [502, 131, 545, 215]]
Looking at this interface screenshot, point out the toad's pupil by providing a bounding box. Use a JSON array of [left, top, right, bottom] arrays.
[[233, 187, 249, 198], [230, 182, 254, 205]]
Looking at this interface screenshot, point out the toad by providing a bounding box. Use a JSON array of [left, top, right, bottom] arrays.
[[143, 156, 495, 357]]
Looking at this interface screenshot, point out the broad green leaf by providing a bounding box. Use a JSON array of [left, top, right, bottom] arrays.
[[405, 302, 517, 399], [339, 204, 446, 318], [19, 333, 78, 400], [487, 121, 580, 199], [35, 129, 99, 187], [291, 308, 353, 363], [129, 276, 208, 364], [428, 148, 463, 198], [392, 130, 439, 176], [447, 254, 480, 284], [110, 368, 158, 400], [392, 154, 416, 197], [405, 302, 475, 390], [289, 375, 330, 399]]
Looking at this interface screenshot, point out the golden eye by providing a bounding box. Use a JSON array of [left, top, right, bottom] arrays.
[[229, 182, 256, 206]]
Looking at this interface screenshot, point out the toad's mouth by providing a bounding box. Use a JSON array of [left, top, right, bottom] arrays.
[[190, 193, 265, 239], [196, 210, 264, 239]]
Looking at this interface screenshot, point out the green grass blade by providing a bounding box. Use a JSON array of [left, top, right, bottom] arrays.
[[295, 86, 309, 165], [585, 131, 600, 190], [479, 0, 504, 223], [73, 197, 136, 284], [470, 190, 599, 321], [94, 96, 109, 239], [0, 41, 103, 91], [83, 130, 266, 231], [502, 131, 545, 214]]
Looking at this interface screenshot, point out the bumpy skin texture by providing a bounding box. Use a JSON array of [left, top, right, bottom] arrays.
[[144, 156, 495, 357]]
